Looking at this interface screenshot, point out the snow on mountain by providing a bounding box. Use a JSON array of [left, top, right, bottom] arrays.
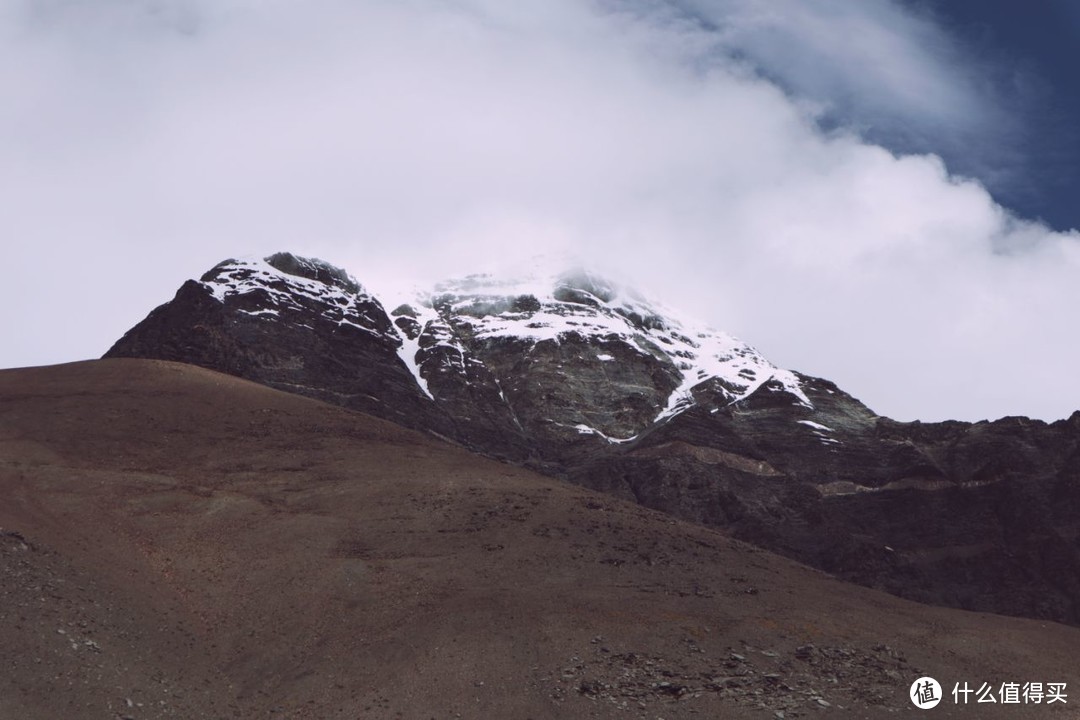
[[412, 267, 811, 424], [194, 253, 811, 439], [200, 254, 386, 334]]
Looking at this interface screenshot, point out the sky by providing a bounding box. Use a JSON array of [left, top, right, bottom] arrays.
[[2, 0, 1079, 423]]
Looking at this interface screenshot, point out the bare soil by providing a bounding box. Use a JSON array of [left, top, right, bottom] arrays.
[[1, 359, 1077, 719]]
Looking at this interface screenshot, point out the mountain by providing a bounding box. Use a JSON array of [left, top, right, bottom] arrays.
[[3, 359, 1078, 719], [105, 253, 811, 465], [106, 253, 1080, 625]]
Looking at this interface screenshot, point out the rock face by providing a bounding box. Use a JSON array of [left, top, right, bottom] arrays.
[[105, 253, 1080, 624]]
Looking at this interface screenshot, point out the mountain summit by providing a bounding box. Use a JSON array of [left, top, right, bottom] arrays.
[[109, 253, 821, 463], [106, 252, 1080, 625]]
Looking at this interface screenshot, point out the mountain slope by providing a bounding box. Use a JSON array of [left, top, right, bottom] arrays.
[[105, 253, 1080, 625], [2, 359, 1078, 719]]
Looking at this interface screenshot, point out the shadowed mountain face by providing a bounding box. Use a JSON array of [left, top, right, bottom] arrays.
[[2, 359, 1079, 719], [105, 253, 1080, 625]]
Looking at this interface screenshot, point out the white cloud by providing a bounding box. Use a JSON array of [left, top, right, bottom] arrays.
[[2, 0, 1078, 422], [682, 0, 993, 125]]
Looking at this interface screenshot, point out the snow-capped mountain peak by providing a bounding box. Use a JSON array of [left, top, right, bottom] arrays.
[[120, 252, 816, 457], [407, 265, 811, 428]]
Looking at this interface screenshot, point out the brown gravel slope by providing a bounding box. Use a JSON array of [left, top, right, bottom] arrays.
[[0, 359, 1077, 720]]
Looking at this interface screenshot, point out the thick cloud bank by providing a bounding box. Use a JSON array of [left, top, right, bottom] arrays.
[[2, 0, 1078, 421]]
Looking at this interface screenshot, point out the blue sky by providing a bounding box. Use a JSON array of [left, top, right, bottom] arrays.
[[672, 0, 1080, 230], [2, 0, 1079, 422], [900, 0, 1080, 230]]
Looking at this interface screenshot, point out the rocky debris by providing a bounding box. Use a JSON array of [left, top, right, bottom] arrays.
[[0, 529, 217, 719], [547, 638, 921, 717], [105, 253, 1080, 625]]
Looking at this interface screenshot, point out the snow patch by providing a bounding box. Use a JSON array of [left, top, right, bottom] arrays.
[[572, 423, 637, 445], [797, 420, 834, 432], [385, 297, 440, 401]]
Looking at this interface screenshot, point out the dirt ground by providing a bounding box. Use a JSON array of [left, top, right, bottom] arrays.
[[1, 359, 1077, 719]]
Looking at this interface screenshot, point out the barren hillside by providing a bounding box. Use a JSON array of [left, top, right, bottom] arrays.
[[1, 360, 1076, 718]]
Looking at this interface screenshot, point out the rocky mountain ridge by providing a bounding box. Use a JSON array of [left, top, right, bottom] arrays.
[[106, 252, 1080, 625]]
